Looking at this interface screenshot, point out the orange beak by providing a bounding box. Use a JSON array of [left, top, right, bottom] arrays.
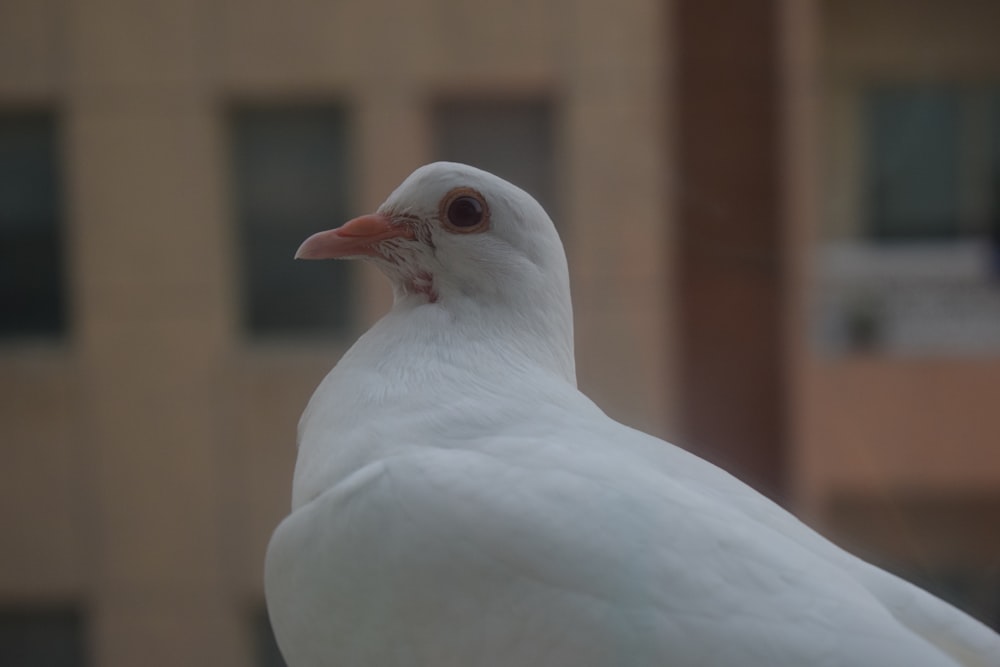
[[294, 213, 416, 260]]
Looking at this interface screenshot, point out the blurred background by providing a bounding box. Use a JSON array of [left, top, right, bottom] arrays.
[[1, 0, 999, 665]]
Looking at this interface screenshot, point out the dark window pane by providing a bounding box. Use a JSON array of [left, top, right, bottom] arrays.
[[903, 568, 1000, 632], [254, 608, 286, 667], [231, 107, 354, 336], [865, 86, 961, 240], [0, 112, 65, 337], [991, 91, 1000, 256], [434, 99, 557, 223], [0, 609, 86, 666]]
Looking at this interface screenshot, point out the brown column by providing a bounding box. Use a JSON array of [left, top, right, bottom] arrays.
[[674, 0, 787, 500]]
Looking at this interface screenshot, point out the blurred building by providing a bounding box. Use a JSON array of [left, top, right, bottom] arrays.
[[0, 0, 998, 665]]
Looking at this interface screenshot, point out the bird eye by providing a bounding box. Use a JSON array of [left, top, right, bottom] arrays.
[[447, 197, 483, 227], [440, 188, 490, 233]]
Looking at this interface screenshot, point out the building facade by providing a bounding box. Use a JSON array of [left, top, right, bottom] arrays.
[[0, 1, 997, 665]]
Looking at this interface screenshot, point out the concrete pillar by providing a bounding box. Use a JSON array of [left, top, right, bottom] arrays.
[[674, 0, 787, 500]]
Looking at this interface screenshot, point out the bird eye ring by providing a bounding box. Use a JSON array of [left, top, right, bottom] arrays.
[[440, 188, 490, 233]]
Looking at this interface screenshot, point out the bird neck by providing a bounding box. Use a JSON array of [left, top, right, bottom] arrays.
[[373, 294, 576, 386], [291, 296, 577, 508]]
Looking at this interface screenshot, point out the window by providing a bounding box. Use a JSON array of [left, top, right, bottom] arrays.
[[864, 85, 1000, 241], [231, 106, 354, 336], [0, 112, 64, 338], [818, 84, 1000, 355], [992, 91, 1000, 260], [0, 609, 86, 666], [433, 99, 557, 222], [904, 569, 1000, 632]]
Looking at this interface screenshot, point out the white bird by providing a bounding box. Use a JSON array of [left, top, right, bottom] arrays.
[[265, 162, 1000, 666]]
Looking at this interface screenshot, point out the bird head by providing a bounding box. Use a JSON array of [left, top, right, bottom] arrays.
[[296, 161, 575, 381], [296, 161, 569, 310]]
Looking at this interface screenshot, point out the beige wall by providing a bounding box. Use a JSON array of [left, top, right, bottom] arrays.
[[0, 1, 672, 666]]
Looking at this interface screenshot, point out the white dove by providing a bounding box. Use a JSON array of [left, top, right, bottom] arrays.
[[265, 162, 1000, 666]]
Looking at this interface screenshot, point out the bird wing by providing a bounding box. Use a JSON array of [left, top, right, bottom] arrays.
[[603, 417, 1000, 667], [266, 409, 987, 666], [841, 559, 1000, 667]]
